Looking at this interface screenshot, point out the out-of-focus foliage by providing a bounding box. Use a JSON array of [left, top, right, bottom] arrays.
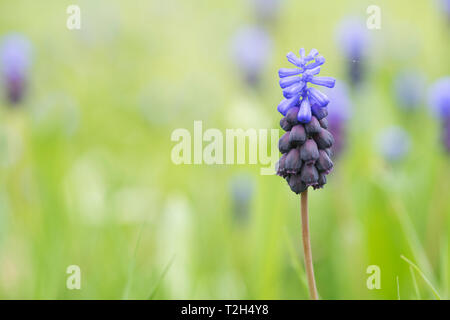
[[0, 0, 449, 299]]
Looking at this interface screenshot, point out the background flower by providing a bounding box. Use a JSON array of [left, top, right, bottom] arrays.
[[394, 70, 425, 110], [230, 26, 273, 87], [0, 33, 32, 104], [377, 126, 411, 163]]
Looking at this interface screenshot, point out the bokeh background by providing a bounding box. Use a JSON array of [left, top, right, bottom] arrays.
[[0, 0, 449, 299]]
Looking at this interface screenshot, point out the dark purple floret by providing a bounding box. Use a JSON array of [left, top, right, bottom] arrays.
[[287, 174, 307, 194], [289, 124, 306, 146], [300, 139, 319, 164], [304, 116, 321, 135], [285, 148, 302, 174], [276, 153, 287, 177], [280, 117, 292, 131], [314, 173, 327, 189], [300, 164, 319, 187], [286, 107, 300, 125], [278, 132, 291, 154], [314, 128, 334, 149], [316, 150, 333, 174]]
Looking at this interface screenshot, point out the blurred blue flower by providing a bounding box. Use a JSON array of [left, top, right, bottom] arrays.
[[0, 33, 32, 105], [323, 81, 351, 156], [230, 174, 255, 224], [336, 17, 369, 86], [277, 48, 335, 123], [394, 71, 425, 110], [231, 26, 273, 87], [249, 0, 283, 23], [443, 118, 450, 152], [377, 126, 411, 163], [428, 76, 450, 118], [436, 0, 450, 20]]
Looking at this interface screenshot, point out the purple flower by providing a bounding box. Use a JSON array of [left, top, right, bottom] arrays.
[[428, 77, 450, 118], [231, 26, 273, 87], [394, 71, 425, 110], [277, 48, 335, 123], [377, 126, 411, 163], [335, 17, 369, 86], [0, 33, 32, 105], [428, 76, 450, 152], [323, 81, 351, 157]]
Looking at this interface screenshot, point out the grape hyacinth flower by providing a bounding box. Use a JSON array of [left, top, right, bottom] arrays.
[[231, 26, 273, 87], [275, 48, 335, 300], [377, 126, 411, 163], [336, 17, 368, 87], [428, 77, 450, 152], [394, 71, 425, 111], [0, 33, 32, 105], [324, 81, 351, 157]]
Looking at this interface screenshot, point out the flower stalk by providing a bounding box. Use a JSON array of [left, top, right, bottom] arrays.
[[300, 189, 318, 300]]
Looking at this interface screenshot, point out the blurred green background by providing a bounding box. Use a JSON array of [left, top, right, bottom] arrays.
[[0, 0, 449, 299]]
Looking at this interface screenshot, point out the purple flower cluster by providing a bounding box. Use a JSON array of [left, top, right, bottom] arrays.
[[277, 48, 336, 124], [276, 49, 336, 194], [0, 33, 32, 105], [428, 77, 450, 151]]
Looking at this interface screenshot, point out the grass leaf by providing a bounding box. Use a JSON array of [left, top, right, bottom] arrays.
[[401, 255, 441, 300]]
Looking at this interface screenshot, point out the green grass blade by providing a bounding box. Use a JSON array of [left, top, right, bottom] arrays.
[[409, 266, 421, 300], [122, 221, 146, 300], [147, 256, 175, 300], [283, 229, 309, 297], [396, 276, 401, 300], [401, 255, 441, 300]]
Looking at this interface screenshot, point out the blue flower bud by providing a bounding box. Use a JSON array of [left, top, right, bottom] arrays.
[[298, 97, 312, 123]]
